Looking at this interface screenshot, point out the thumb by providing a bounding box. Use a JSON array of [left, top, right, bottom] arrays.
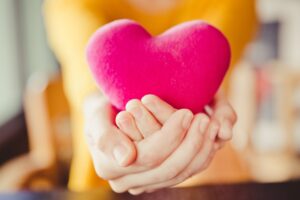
[[96, 127, 137, 167], [84, 93, 137, 167]]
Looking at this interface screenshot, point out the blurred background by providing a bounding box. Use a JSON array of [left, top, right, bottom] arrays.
[[0, 0, 300, 193]]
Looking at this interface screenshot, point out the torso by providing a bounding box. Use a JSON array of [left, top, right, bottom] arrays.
[[125, 0, 184, 14]]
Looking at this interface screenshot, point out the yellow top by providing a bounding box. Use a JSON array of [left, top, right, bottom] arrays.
[[43, 0, 257, 191]]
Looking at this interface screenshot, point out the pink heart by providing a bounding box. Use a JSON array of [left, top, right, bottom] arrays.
[[86, 19, 230, 113]]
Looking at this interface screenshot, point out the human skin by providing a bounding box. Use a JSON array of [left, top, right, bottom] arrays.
[[84, 91, 237, 194]]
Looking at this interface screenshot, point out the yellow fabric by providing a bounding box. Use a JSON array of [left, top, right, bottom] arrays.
[[43, 0, 257, 191]]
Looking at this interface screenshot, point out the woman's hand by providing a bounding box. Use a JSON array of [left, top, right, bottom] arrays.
[[113, 92, 237, 194], [84, 91, 237, 195], [204, 90, 237, 150], [84, 94, 211, 193]]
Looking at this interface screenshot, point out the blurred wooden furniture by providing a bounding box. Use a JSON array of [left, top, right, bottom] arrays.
[[276, 65, 300, 154], [230, 62, 300, 183], [0, 113, 28, 165], [0, 73, 71, 191]]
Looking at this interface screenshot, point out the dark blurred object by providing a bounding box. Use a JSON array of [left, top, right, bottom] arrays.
[[0, 73, 71, 191], [1, 180, 300, 200], [245, 22, 280, 65], [0, 112, 29, 165]]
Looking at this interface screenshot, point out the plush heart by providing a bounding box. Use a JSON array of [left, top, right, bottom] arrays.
[[86, 19, 230, 113]]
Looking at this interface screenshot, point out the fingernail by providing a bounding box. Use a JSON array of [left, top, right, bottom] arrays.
[[113, 144, 128, 166], [182, 111, 193, 129]]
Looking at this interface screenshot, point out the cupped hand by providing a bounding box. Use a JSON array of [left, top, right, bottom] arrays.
[[112, 95, 215, 194], [84, 94, 204, 191], [84, 91, 236, 195], [114, 91, 237, 194]]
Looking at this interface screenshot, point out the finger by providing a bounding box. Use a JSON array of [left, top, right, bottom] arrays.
[[134, 109, 193, 168], [204, 105, 227, 148], [97, 109, 193, 181], [210, 97, 237, 141], [141, 94, 176, 124], [88, 127, 139, 180], [218, 119, 233, 141], [129, 118, 214, 193], [186, 142, 217, 178], [205, 89, 237, 137], [207, 119, 220, 141], [126, 99, 161, 138], [89, 122, 137, 168], [84, 96, 137, 168], [116, 111, 143, 141], [210, 112, 234, 142], [109, 113, 207, 193], [204, 105, 214, 116], [205, 105, 223, 141]]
